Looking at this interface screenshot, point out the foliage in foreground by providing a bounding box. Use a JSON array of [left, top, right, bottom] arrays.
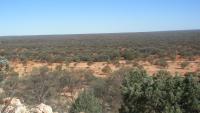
[[120, 69, 200, 113], [1, 55, 200, 113], [70, 91, 102, 113]]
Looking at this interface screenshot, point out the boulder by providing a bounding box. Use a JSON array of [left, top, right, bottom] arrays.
[[0, 98, 54, 113], [0, 88, 4, 94], [31, 103, 53, 113], [10, 98, 22, 106], [0, 97, 28, 113], [1, 97, 22, 106]]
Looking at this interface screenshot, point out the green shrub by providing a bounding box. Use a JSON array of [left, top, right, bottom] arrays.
[[70, 91, 102, 113], [64, 59, 70, 67], [122, 50, 135, 60], [87, 61, 94, 66], [94, 55, 111, 62], [105, 68, 133, 113], [102, 65, 112, 73], [59, 72, 80, 89], [109, 50, 121, 60], [0, 72, 4, 83], [53, 55, 65, 63], [0, 57, 9, 82], [120, 69, 200, 113], [39, 66, 49, 75], [2, 75, 19, 94], [180, 61, 189, 69], [78, 55, 93, 61], [90, 78, 107, 98], [0, 56, 9, 72], [155, 58, 168, 68], [55, 65, 62, 71]]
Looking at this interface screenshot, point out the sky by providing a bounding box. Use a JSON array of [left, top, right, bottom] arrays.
[[0, 0, 200, 36]]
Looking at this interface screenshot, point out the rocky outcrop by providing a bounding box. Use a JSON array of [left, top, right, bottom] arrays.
[[0, 98, 54, 113], [0, 97, 28, 113], [30, 103, 53, 113]]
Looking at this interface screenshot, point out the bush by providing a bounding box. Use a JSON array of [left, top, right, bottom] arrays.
[[0, 57, 9, 82], [0, 56, 9, 72], [55, 65, 62, 71], [109, 50, 121, 60], [16, 66, 60, 104], [105, 68, 133, 113], [59, 72, 80, 89], [120, 69, 200, 113], [122, 50, 135, 60], [53, 55, 65, 63], [89, 68, 134, 113], [180, 61, 189, 69], [90, 78, 107, 98], [70, 91, 102, 113], [155, 58, 168, 68], [0, 72, 4, 83], [94, 55, 111, 62], [139, 47, 161, 55], [102, 65, 112, 73], [2, 75, 19, 95], [78, 55, 93, 61]]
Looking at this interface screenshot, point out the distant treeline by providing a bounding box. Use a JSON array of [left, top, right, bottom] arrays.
[[1, 30, 200, 63]]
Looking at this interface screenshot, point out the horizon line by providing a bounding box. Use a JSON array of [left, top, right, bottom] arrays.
[[0, 29, 200, 37]]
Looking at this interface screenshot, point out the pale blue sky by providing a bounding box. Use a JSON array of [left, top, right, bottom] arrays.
[[0, 0, 200, 36]]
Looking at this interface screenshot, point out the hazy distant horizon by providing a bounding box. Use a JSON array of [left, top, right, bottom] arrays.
[[0, 29, 199, 37]]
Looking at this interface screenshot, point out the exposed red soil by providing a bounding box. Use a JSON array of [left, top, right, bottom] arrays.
[[10, 58, 200, 77]]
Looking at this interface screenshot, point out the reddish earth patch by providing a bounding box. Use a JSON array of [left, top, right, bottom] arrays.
[[10, 59, 200, 77]]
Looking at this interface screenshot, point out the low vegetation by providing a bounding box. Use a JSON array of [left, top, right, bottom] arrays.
[[70, 91, 103, 113], [180, 61, 190, 69], [102, 65, 112, 73], [154, 58, 168, 68], [1, 30, 200, 113], [1, 30, 200, 63]]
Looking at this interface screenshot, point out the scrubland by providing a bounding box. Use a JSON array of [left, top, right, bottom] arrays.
[[0, 30, 200, 113]]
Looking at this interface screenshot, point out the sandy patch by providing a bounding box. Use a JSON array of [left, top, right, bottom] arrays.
[[10, 59, 200, 77]]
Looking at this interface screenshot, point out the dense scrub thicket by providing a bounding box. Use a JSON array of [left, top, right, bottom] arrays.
[[120, 69, 200, 113], [1, 30, 200, 63]]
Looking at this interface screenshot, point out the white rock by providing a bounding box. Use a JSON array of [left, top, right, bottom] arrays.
[[0, 98, 28, 113], [0, 88, 4, 94], [2, 97, 22, 106], [31, 103, 53, 113], [14, 105, 28, 113], [10, 98, 23, 106]]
